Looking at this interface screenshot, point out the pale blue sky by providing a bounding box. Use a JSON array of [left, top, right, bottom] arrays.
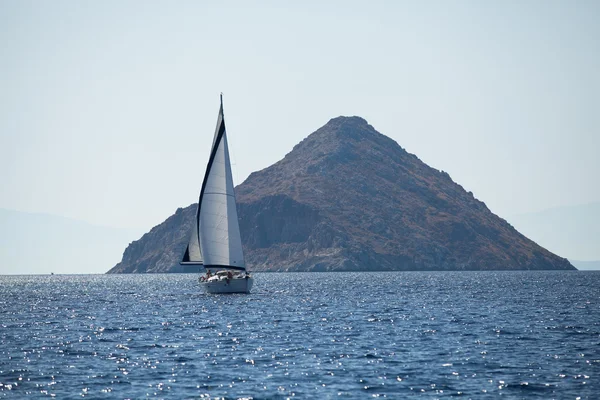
[[1, 0, 599, 233]]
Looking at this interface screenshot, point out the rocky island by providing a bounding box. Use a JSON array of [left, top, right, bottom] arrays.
[[108, 116, 575, 273]]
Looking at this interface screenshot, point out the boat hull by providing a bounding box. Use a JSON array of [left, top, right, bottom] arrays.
[[202, 277, 254, 294]]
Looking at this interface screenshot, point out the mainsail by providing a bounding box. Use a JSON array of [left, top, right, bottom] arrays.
[[182, 95, 245, 270]]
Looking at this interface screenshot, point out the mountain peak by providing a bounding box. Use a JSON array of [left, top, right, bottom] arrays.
[[317, 116, 377, 141], [285, 116, 400, 164], [325, 115, 370, 127]]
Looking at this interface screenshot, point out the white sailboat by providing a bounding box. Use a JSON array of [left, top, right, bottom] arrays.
[[180, 94, 253, 294]]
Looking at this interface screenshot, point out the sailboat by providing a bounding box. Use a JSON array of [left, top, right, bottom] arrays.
[[180, 94, 253, 294]]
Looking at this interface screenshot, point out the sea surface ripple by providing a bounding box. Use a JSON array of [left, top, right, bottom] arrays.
[[0, 271, 599, 398]]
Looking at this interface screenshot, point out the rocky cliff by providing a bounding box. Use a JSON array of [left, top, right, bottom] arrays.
[[107, 116, 575, 273]]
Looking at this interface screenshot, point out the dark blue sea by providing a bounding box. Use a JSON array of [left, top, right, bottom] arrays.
[[1, 271, 598, 399]]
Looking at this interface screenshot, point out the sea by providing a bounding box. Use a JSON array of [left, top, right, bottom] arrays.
[[0, 271, 598, 399]]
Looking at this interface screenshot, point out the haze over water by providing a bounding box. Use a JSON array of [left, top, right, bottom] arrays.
[[1, 271, 598, 398]]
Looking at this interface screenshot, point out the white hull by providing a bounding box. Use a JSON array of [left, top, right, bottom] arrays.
[[202, 277, 254, 294]]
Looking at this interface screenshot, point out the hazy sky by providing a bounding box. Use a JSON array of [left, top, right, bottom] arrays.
[[1, 0, 598, 232]]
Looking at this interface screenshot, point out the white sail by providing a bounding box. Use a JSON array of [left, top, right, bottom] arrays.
[[197, 100, 245, 270]]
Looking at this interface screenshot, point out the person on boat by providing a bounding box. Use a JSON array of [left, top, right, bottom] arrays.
[[221, 270, 231, 284]]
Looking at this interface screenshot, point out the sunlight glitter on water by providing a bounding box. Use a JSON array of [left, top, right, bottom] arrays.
[[0, 271, 599, 398]]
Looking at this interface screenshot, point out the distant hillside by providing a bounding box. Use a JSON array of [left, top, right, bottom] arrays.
[[508, 202, 600, 261], [109, 116, 573, 273], [569, 260, 600, 271], [0, 209, 139, 274]]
